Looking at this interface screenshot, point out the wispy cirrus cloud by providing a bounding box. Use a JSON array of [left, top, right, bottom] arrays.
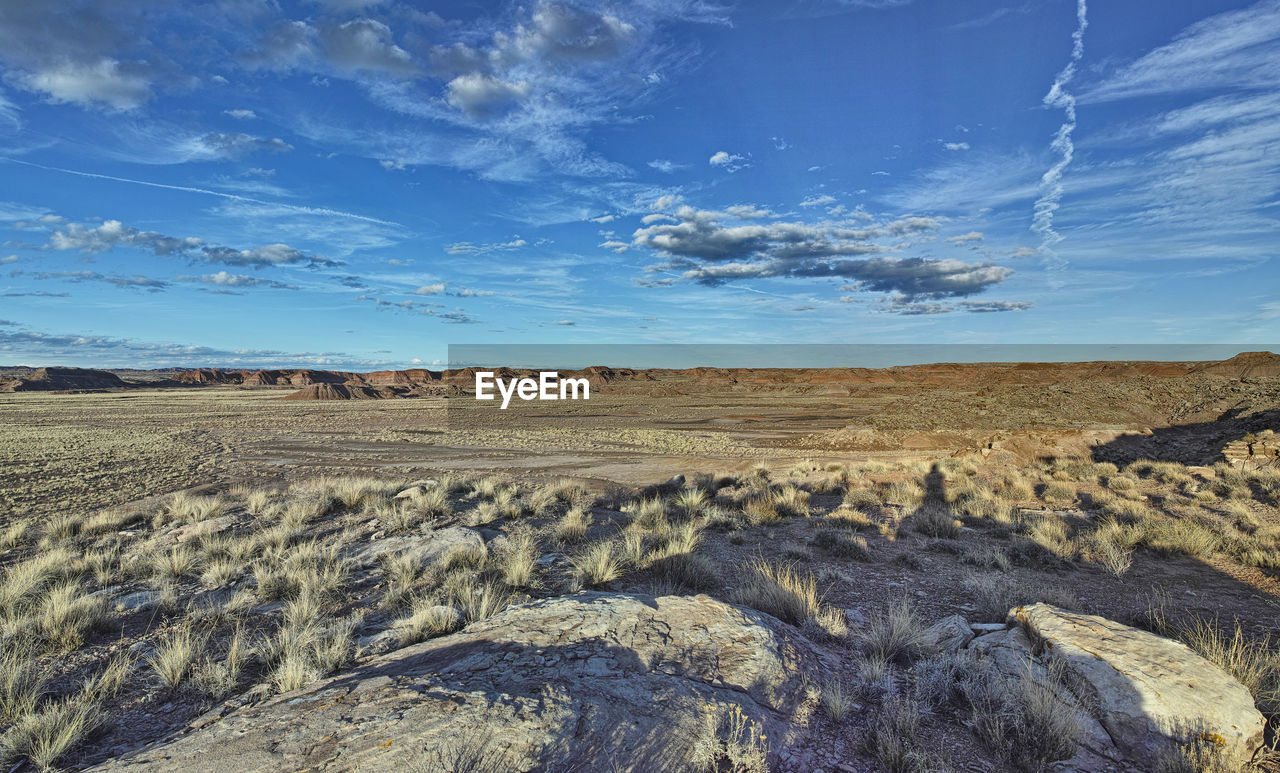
[[19, 269, 169, 291], [354, 294, 476, 324], [1080, 0, 1280, 104]]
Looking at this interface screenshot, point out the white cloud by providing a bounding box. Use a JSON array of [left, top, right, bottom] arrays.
[[414, 283, 447, 295], [799, 194, 836, 207], [647, 159, 684, 173], [706, 149, 747, 168], [445, 237, 528, 255], [322, 19, 417, 75], [45, 218, 330, 268], [1082, 0, 1280, 103], [630, 205, 1008, 300], [444, 73, 531, 118], [224, 109, 257, 120], [24, 58, 150, 110], [0, 90, 18, 126], [942, 141, 970, 151], [947, 231, 984, 245], [186, 271, 295, 290]]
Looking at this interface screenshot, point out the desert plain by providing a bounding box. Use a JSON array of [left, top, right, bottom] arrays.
[[0, 353, 1279, 772]]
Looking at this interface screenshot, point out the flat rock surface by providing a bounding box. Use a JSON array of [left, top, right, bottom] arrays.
[[91, 593, 821, 772], [345, 525, 486, 569], [1009, 603, 1266, 767]]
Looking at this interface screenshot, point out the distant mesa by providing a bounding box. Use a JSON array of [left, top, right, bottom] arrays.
[[2, 352, 1276, 398], [1189, 351, 1280, 379], [0, 366, 126, 392]]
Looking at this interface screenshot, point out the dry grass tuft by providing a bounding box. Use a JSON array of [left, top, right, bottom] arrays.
[[571, 540, 625, 588], [396, 598, 462, 644], [857, 598, 931, 666], [732, 560, 822, 626], [555, 508, 592, 544]]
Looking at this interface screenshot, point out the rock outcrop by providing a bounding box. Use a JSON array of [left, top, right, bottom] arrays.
[[345, 525, 487, 570], [1222, 429, 1280, 470], [281, 383, 389, 400], [91, 593, 820, 772], [982, 604, 1266, 769]]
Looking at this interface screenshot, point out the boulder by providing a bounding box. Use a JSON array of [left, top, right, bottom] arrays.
[[922, 614, 972, 653], [1007, 604, 1265, 768], [345, 526, 486, 570], [167, 515, 236, 544], [392, 486, 425, 500], [114, 591, 161, 612], [90, 593, 820, 772]]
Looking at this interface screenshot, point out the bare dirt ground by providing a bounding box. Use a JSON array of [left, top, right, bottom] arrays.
[[6, 370, 1273, 520], [1, 370, 1279, 771]]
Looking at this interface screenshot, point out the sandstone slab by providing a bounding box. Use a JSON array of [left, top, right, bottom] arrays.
[[91, 593, 820, 772]]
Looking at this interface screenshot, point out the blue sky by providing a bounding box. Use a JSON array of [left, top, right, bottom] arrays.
[[0, 0, 1276, 369]]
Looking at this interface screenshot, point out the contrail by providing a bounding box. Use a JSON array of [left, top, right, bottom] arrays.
[[0, 157, 401, 228], [1032, 0, 1088, 270]]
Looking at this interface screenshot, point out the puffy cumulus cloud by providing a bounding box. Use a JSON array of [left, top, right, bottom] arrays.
[[0, 3, 161, 110], [708, 150, 749, 171], [45, 218, 330, 268], [244, 20, 318, 70], [633, 205, 934, 262], [430, 4, 636, 85], [444, 73, 531, 118], [942, 141, 970, 151], [321, 19, 417, 75], [50, 220, 199, 256], [414, 283, 446, 295], [632, 205, 1016, 301], [23, 58, 151, 110], [837, 259, 1012, 299]]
